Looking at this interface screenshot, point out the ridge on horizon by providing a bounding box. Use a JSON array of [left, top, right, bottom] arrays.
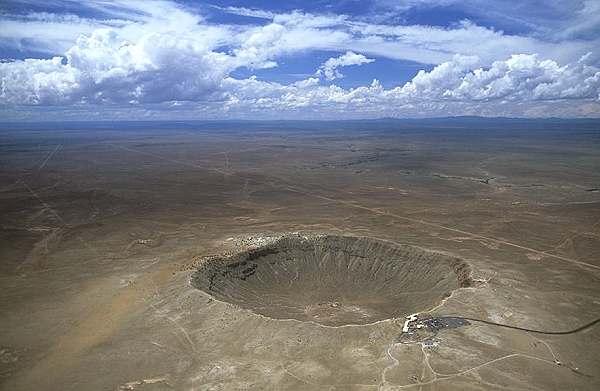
[[2, 116, 600, 127]]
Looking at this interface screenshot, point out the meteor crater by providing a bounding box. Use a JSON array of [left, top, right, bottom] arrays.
[[192, 235, 472, 326]]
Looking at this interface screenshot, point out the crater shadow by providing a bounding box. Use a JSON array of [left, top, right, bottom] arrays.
[[192, 235, 471, 326]]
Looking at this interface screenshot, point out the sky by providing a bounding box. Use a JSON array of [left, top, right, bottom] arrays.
[[1, 0, 600, 121]]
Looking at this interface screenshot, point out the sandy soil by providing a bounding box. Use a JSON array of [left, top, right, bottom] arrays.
[[1, 119, 599, 390]]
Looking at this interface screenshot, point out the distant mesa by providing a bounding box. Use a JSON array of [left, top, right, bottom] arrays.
[[192, 235, 472, 326]]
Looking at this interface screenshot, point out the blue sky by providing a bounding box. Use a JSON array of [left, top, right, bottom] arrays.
[[1, 0, 599, 120]]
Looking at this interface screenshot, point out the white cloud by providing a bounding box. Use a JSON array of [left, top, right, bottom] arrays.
[[1, 1, 594, 65], [1, 28, 234, 105], [317, 51, 375, 81], [222, 6, 275, 20], [215, 52, 600, 119], [402, 53, 600, 101], [374, 0, 600, 41], [0, 0, 210, 56], [1, 0, 599, 118], [397, 54, 481, 98], [2, 25, 599, 112], [0, 57, 80, 105], [559, 0, 600, 40], [0, 13, 110, 55], [232, 23, 287, 69]]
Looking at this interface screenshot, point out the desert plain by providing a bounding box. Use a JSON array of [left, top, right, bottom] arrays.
[[1, 117, 599, 390]]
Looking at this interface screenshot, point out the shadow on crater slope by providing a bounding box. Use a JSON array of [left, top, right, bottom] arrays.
[[192, 235, 472, 326]]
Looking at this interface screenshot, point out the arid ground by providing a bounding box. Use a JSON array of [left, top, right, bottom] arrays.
[[1, 118, 599, 390]]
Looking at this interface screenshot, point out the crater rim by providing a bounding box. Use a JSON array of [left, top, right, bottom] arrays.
[[191, 234, 472, 326]]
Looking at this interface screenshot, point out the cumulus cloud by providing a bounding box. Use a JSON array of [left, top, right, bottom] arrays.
[[397, 55, 481, 98], [398, 53, 600, 101], [1, 0, 599, 118], [216, 52, 600, 119], [316, 51, 375, 81], [1, 27, 599, 110], [0, 57, 80, 105], [1, 28, 234, 105]]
